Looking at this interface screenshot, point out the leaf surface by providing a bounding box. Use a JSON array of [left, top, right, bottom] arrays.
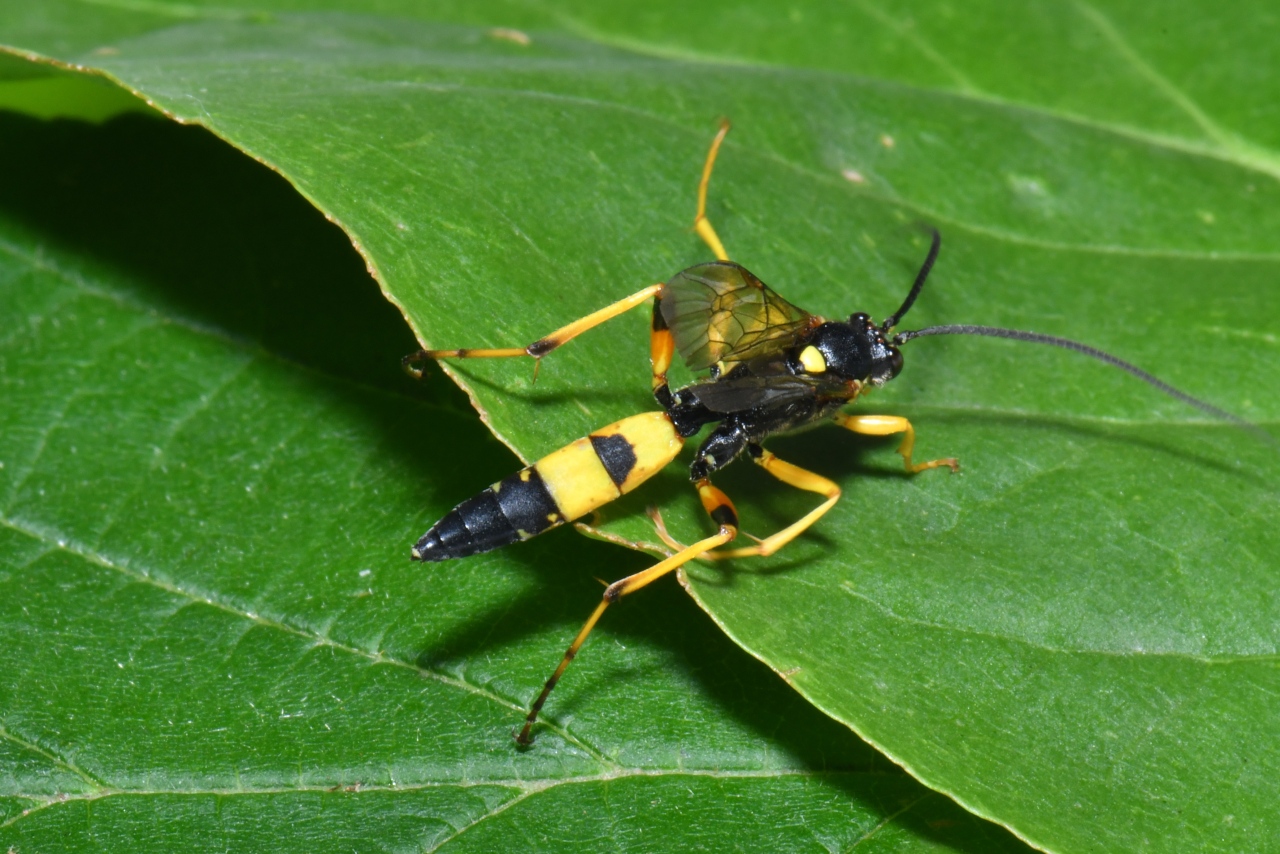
[[2, 3, 1278, 852]]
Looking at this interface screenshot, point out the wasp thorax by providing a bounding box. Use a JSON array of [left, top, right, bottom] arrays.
[[795, 315, 902, 386]]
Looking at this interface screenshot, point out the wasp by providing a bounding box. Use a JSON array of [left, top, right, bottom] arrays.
[[404, 121, 1258, 745]]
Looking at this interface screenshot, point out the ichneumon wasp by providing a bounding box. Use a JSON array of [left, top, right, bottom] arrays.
[[403, 121, 1262, 745]]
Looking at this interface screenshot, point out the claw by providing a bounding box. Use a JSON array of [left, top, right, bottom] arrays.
[[647, 506, 687, 553]]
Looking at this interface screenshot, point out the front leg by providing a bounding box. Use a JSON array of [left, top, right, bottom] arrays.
[[834, 413, 959, 474]]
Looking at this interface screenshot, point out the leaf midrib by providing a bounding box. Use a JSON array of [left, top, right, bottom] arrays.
[[0, 765, 912, 849], [3, 765, 897, 800]]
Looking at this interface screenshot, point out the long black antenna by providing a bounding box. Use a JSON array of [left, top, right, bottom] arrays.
[[894, 324, 1275, 447], [881, 228, 941, 332]]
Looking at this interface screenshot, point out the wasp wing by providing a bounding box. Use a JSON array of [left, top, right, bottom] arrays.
[[661, 262, 819, 373], [680, 368, 863, 415]]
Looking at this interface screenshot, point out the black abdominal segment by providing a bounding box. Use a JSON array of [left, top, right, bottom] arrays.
[[413, 467, 562, 562]]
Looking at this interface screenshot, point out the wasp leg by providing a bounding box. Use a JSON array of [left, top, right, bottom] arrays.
[[704, 447, 842, 560], [835, 413, 960, 474], [650, 293, 676, 395], [647, 505, 686, 553], [693, 119, 732, 262], [402, 284, 664, 378], [517, 479, 739, 745]]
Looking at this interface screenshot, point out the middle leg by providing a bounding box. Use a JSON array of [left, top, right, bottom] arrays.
[[702, 446, 842, 559]]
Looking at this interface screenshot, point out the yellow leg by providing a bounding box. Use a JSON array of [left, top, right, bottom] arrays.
[[835, 413, 960, 474], [693, 119, 732, 262], [705, 449, 842, 559], [650, 306, 676, 394], [403, 284, 663, 378], [648, 505, 709, 554], [516, 478, 740, 745], [517, 530, 736, 746]]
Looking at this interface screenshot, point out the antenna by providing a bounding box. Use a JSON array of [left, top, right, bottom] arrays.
[[894, 324, 1276, 448], [881, 228, 941, 332]]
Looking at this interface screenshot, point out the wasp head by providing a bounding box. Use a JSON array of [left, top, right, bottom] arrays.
[[792, 313, 903, 387]]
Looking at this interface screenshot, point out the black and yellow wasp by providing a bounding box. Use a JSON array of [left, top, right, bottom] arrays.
[[404, 122, 1256, 745]]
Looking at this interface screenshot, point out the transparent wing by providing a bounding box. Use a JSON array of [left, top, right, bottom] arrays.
[[660, 262, 819, 372]]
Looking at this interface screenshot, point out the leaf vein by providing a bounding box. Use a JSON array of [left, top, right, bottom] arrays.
[[847, 0, 978, 93], [0, 726, 106, 792], [845, 791, 935, 851], [0, 512, 612, 762], [89, 353, 256, 552], [837, 581, 1279, 663]]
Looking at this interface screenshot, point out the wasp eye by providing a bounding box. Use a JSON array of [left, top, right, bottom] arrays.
[[887, 346, 904, 378]]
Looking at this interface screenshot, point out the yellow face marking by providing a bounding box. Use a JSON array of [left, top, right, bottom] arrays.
[[520, 469, 532, 482], [799, 345, 826, 373]]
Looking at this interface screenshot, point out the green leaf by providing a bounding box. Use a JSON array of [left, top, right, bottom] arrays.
[[0, 106, 1021, 852], [3, 3, 1278, 852]]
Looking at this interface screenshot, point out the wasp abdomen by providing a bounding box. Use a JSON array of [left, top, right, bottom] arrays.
[[413, 411, 684, 562], [412, 466, 564, 561]]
